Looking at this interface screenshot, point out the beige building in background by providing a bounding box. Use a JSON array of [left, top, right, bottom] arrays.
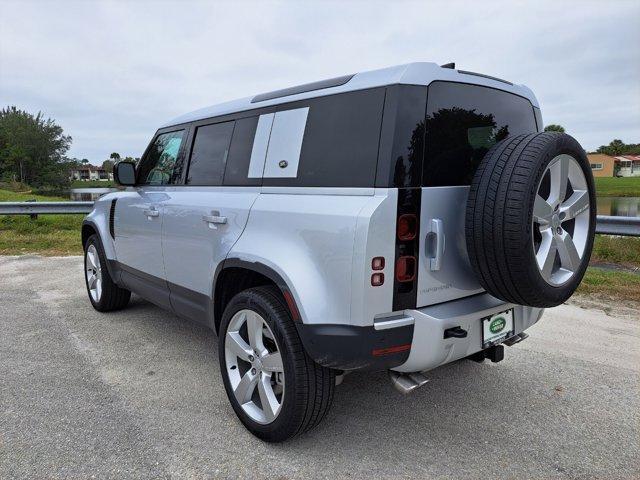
[[587, 153, 616, 177]]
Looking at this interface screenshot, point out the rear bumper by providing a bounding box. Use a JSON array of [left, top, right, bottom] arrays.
[[392, 293, 544, 373], [295, 322, 414, 371], [296, 293, 543, 373]]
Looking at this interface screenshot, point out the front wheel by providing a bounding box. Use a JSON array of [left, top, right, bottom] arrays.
[[84, 234, 131, 311], [219, 286, 335, 442]]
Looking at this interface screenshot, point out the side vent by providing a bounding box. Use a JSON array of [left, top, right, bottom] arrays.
[[109, 199, 117, 239]]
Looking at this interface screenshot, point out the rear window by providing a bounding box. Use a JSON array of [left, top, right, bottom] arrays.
[[423, 82, 538, 186]]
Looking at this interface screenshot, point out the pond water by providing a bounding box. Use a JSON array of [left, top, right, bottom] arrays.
[[70, 188, 116, 201], [597, 197, 640, 217]]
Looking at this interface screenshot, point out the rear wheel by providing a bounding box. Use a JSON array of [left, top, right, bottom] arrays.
[[219, 286, 335, 442], [84, 234, 131, 311]]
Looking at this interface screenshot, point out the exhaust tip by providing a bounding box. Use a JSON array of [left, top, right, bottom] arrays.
[[389, 370, 429, 394]]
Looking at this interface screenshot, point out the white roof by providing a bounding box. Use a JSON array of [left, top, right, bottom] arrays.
[[163, 62, 539, 128]]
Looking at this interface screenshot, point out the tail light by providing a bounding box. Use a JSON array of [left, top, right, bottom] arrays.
[[393, 189, 421, 311], [395, 256, 416, 282], [397, 214, 417, 240]]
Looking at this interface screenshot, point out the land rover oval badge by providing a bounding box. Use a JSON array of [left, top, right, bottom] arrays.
[[490, 317, 506, 334]]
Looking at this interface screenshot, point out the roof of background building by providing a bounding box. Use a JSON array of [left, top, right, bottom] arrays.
[[71, 165, 106, 171]]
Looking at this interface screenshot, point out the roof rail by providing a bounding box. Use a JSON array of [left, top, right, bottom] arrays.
[[251, 74, 355, 103]]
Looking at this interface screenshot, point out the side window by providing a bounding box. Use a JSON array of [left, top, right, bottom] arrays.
[[186, 121, 235, 185], [223, 116, 261, 186], [423, 82, 537, 187], [262, 88, 386, 188], [137, 130, 186, 185]]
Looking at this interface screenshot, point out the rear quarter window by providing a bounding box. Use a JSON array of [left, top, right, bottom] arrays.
[[262, 88, 386, 188], [223, 116, 261, 186], [423, 81, 538, 187]]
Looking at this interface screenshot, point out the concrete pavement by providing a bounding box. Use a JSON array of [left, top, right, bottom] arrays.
[[1, 255, 638, 479]]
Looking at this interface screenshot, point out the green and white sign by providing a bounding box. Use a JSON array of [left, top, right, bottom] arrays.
[[482, 310, 514, 347]]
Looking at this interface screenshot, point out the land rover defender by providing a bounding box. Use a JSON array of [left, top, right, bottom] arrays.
[[82, 62, 595, 441]]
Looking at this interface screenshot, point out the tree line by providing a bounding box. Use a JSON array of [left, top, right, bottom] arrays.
[[0, 106, 137, 190], [0, 106, 72, 189], [544, 124, 640, 155]]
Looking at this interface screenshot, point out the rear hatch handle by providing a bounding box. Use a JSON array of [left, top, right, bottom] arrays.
[[425, 218, 446, 271]]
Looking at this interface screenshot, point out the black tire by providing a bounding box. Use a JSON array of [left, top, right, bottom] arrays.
[[219, 286, 335, 442], [465, 132, 596, 307], [84, 234, 131, 311]]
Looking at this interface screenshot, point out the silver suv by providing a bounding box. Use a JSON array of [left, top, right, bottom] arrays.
[[82, 62, 596, 442]]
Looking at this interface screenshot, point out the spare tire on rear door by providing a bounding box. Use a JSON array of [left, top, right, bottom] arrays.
[[465, 132, 596, 308]]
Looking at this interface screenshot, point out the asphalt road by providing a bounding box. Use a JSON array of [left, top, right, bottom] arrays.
[[1, 255, 638, 479]]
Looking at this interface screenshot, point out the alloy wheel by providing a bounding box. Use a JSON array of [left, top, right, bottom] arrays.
[[532, 154, 590, 286], [224, 309, 285, 424], [85, 244, 103, 302]]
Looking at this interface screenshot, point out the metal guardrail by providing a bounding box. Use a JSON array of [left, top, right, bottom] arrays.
[[0, 201, 94, 215], [595, 215, 640, 237], [0, 201, 639, 236]]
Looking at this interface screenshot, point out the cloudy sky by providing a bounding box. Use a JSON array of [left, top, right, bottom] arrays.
[[1, 0, 639, 163]]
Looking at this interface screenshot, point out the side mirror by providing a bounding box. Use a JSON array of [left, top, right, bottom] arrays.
[[114, 161, 136, 186]]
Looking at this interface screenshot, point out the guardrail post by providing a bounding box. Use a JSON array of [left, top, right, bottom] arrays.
[[27, 199, 37, 220]]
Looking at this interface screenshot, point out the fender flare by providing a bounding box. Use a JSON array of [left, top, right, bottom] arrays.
[[213, 258, 302, 330], [81, 219, 119, 281]]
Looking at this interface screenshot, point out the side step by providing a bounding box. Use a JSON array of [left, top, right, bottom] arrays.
[[389, 371, 429, 394]]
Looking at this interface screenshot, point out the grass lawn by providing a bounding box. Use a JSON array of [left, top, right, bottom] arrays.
[[0, 189, 69, 202], [579, 235, 640, 303], [0, 189, 83, 255], [71, 180, 114, 188], [590, 235, 640, 267], [594, 177, 640, 197], [577, 268, 640, 303]]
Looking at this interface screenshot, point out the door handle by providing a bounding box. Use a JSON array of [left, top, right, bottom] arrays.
[[425, 218, 446, 271], [202, 211, 227, 228], [143, 207, 159, 218]]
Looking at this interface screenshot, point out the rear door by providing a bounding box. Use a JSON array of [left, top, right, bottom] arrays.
[[161, 117, 261, 323], [415, 81, 539, 307]]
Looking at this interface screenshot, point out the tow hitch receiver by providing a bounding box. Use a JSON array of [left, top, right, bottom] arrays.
[[468, 344, 504, 363], [389, 370, 429, 394]]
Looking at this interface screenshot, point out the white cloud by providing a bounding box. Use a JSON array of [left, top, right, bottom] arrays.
[[1, 0, 638, 161]]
